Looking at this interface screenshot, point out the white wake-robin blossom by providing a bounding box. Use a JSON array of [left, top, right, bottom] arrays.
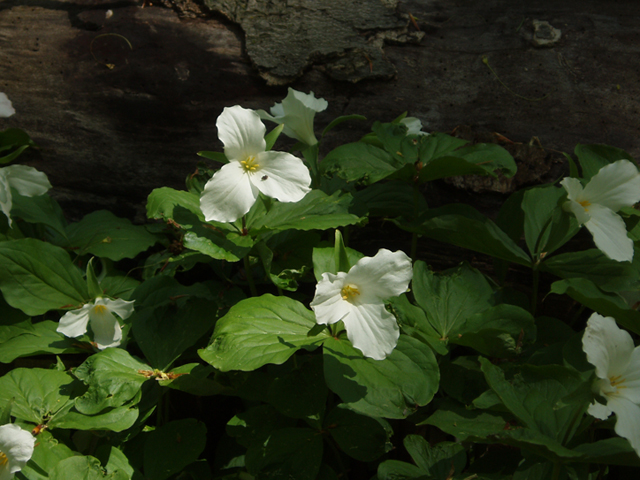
[[310, 249, 413, 360], [57, 297, 135, 350], [0, 93, 15, 118], [0, 424, 35, 480], [258, 88, 328, 146], [561, 160, 640, 262], [0, 165, 51, 226], [200, 105, 311, 223], [582, 313, 640, 457], [400, 117, 429, 136]]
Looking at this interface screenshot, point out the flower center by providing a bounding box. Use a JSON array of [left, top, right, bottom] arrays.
[[341, 284, 360, 302], [241, 156, 260, 173], [610, 375, 627, 389], [0, 452, 7, 466], [579, 200, 591, 210], [93, 304, 108, 314]]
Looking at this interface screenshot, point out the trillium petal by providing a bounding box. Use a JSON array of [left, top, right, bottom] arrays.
[[345, 249, 413, 300], [400, 117, 429, 136], [560, 176, 585, 202], [584, 204, 634, 262], [99, 297, 135, 321], [0, 424, 35, 476], [290, 89, 328, 113], [619, 346, 640, 404], [563, 199, 590, 225], [588, 401, 613, 420], [310, 272, 352, 325], [217, 106, 266, 161], [0, 171, 13, 225], [0, 93, 15, 118], [89, 305, 122, 349], [342, 301, 400, 360], [57, 304, 92, 338], [200, 162, 259, 223], [608, 395, 640, 457], [583, 313, 635, 380], [3, 165, 51, 197], [583, 160, 640, 212], [261, 89, 328, 145], [252, 151, 311, 203]]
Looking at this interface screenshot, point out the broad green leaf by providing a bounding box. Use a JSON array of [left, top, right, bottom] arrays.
[[0, 368, 77, 425], [411, 261, 493, 339], [573, 437, 640, 467], [423, 400, 509, 440], [49, 455, 128, 480], [550, 277, 640, 335], [404, 436, 466, 479], [197, 150, 228, 164], [396, 204, 531, 266], [248, 190, 363, 234], [19, 429, 75, 480], [322, 114, 367, 137], [158, 363, 227, 396], [389, 294, 447, 355], [320, 142, 400, 185], [199, 294, 330, 371], [133, 297, 218, 370], [0, 239, 87, 315], [326, 407, 389, 461], [377, 460, 427, 480], [265, 123, 285, 150], [143, 419, 207, 480], [146, 187, 204, 220], [574, 144, 634, 181], [312, 245, 364, 281], [0, 320, 85, 363], [64, 210, 157, 261], [98, 446, 136, 479], [323, 335, 439, 419], [0, 128, 35, 164], [227, 404, 296, 449], [353, 181, 428, 218], [11, 193, 68, 237], [439, 356, 488, 405], [73, 348, 151, 415], [51, 403, 139, 432]]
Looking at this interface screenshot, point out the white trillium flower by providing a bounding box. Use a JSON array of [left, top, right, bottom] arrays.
[[582, 313, 640, 457], [200, 105, 311, 223], [0, 165, 51, 226], [0, 423, 35, 480], [561, 160, 640, 262], [57, 297, 135, 350], [310, 249, 413, 360], [258, 88, 328, 146], [400, 117, 429, 136], [0, 93, 15, 118]]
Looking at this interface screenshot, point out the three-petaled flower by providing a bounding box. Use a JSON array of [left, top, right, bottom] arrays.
[[582, 313, 640, 457], [200, 106, 312, 223], [400, 116, 429, 136], [0, 423, 35, 480], [0, 165, 51, 226], [258, 88, 328, 146], [561, 160, 640, 262], [0, 93, 15, 118], [57, 297, 135, 350], [310, 249, 413, 360]]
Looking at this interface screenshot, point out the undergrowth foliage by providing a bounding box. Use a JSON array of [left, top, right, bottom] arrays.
[[1, 88, 640, 480]]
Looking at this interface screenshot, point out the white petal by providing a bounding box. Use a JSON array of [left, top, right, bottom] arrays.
[[0, 93, 15, 118], [608, 395, 640, 457], [57, 305, 92, 338], [583, 313, 635, 379], [560, 176, 585, 203], [269, 102, 285, 118], [216, 106, 266, 161], [0, 424, 35, 475], [200, 162, 259, 223], [583, 160, 640, 212], [3, 165, 51, 197], [588, 401, 612, 420], [619, 346, 640, 404], [344, 249, 413, 300], [0, 171, 13, 226], [252, 151, 311, 203], [563, 199, 590, 225], [274, 88, 327, 145], [310, 272, 352, 326], [98, 297, 135, 320], [290, 89, 328, 113], [88, 304, 122, 349], [584, 204, 634, 262], [400, 117, 428, 136], [342, 301, 400, 360]]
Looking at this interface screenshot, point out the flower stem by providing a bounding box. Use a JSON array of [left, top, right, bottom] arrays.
[[243, 255, 258, 297]]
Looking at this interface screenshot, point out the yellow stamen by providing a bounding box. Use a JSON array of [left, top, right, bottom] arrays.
[[341, 284, 360, 301], [579, 200, 591, 210], [610, 375, 627, 388], [93, 304, 108, 314], [240, 156, 260, 173], [0, 452, 8, 466]]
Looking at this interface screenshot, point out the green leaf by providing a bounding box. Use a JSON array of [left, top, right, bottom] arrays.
[[574, 144, 634, 181], [19, 429, 76, 480], [389, 294, 447, 355], [197, 150, 228, 164], [396, 204, 531, 266], [133, 297, 219, 370], [0, 320, 85, 363], [73, 348, 151, 415], [0, 128, 35, 164], [334, 229, 351, 273], [52, 404, 139, 432], [423, 400, 510, 440], [143, 419, 207, 480], [265, 123, 285, 150], [404, 435, 466, 480], [63, 210, 157, 261], [146, 187, 204, 220], [326, 407, 389, 461], [573, 437, 640, 467], [0, 238, 87, 315], [199, 294, 330, 371], [323, 335, 439, 419], [322, 114, 367, 137], [49, 455, 128, 480], [312, 245, 364, 282], [248, 190, 363, 234], [353, 181, 428, 218], [377, 460, 427, 480], [86, 258, 103, 299], [0, 368, 77, 424], [550, 277, 640, 335], [158, 364, 226, 396], [320, 142, 401, 185], [10, 193, 68, 237]]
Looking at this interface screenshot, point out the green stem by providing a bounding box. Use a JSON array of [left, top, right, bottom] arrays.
[[243, 255, 258, 297]]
